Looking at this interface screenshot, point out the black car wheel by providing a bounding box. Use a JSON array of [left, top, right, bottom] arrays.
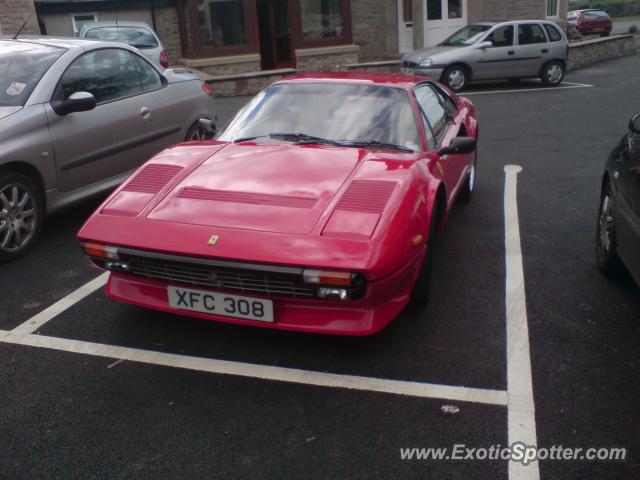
[[540, 61, 565, 87], [0, 173, 43, 262], [442, 65, 468, 92], [185, 122, 209, 141], [459, 148, 477, 202], [596, 182, 624, 276], [409, 205, 440, 307]]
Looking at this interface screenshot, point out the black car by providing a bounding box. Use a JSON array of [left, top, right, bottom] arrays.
[[596, 112, 640, 285]]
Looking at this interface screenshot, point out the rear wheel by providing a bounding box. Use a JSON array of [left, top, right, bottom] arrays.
[[540, 60, 565, 87], [0, 172, 43, 262], [185, 122, 209, 141], [409, 204, 440, 307], [442, 65, 468, 92], [596, 182, 624, 276]]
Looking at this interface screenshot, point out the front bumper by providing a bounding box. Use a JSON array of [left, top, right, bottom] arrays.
[[104, 249, 425, 335], [400, 66, 445, 80]]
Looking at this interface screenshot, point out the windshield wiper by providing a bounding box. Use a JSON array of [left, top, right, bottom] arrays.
[[233, 132, 341, 146], [336, 140, 416, 153]]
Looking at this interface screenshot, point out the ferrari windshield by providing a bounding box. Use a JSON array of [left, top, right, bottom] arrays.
[[441, 24, 492, 46], [0, 41, 64, 106], [218, 83, 421, 152]]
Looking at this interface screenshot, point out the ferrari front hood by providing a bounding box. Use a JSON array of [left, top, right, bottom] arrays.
[[147, 142, 367, 234]]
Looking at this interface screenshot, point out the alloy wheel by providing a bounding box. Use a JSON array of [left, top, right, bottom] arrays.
[[0, 182, 37, 253]]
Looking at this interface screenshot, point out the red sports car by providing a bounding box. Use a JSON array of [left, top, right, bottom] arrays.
[[78, 72, 478, 335]]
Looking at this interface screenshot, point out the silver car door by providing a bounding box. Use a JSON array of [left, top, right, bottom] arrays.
[[473, 24, 516, 80], [514, 23, 550, 77], [46, 48, 165, 192]]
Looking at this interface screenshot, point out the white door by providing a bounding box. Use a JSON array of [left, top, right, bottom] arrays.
[[398, 0, 414, 53], [424, 0, 467, 47]]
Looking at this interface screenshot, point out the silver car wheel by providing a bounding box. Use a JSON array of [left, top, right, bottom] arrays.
[[447, 69, 466, 90], [187, 127, 207, 141], [547, 64, 563, 84], [598, 195, 614, 253], [0, 183, 37, 253]]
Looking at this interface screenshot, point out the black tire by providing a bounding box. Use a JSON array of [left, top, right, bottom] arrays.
[[540, 60, 565, 87], [0, 172, 44, 262], [441, 65, 468, 92], [459, 147, 477, 203], [409, 205, 440, 308], [185, 122, 210, 141], [596, 181, 624, 276], [600, 32, 610, 37]]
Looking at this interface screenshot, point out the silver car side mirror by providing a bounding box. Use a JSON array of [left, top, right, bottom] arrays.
[[51, 91, 96, 116], [477, 41, 493, 49], [629, 112, 640, 134]]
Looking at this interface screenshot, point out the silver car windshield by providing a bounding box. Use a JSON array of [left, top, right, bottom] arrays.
[[84, 27, 159, 49], [219, 83, 421, 152], [0, 42, 64, 107], [441, 24, 492, 46]]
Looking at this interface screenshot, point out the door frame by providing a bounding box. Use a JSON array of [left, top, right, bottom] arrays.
[[397, 0, 414, 53]]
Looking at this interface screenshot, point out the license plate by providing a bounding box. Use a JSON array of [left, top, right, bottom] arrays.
[[167, 286, 274, 323], [401, 67, 414, 74]]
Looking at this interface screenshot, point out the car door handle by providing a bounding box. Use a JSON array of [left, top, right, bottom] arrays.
[[508, 50, 515, 55], [542, 48, 549, 53], [140, 107, 151, 120]]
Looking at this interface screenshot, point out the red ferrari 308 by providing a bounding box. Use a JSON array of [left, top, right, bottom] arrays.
[[78, 72, 478, 335]]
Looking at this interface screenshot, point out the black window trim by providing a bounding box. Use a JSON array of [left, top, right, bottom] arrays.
[[413, 82, 452, 149], [517, 22, 549, 46], [51, 46, 166, 107], [484, 24, 515, 48]]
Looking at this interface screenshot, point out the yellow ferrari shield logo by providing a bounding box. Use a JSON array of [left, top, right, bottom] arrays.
[[208, 234, 219, 246]]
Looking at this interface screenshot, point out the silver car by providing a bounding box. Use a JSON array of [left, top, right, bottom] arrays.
[[0, 37, 216, 260], [79, 21, 168, 70], [402, 20, 569, 92]]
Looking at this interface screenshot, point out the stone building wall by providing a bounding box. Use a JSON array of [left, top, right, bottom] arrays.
[[351, 0, 398, 60], [154, 6, 182, 65], [0, 0, 39, 36]]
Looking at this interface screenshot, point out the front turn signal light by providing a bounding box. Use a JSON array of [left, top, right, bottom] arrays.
[[81, 242, 119, 260], [303, 269, 353, 286]]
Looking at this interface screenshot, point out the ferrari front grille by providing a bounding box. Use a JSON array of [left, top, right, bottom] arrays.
[[124, 255, 316, 298]]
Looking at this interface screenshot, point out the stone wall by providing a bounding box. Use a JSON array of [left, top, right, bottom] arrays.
[[0, 0, 39, 36], [183, 55, 261, 75], [567, 35, 640, 70], [154, 6, 182, 66], [468, 0, 543, 23], [351, 0, 397, 60], [295, 46, 359, 70]]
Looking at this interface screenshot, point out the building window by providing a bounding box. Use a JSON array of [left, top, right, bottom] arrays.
[[197, 0, 246, 46], [546, 0, 559, 17], [301, 0, 344, 40], [71, 13, 98, 35]]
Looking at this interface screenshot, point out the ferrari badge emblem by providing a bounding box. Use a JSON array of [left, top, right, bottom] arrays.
[[208, 234, 219, 246]]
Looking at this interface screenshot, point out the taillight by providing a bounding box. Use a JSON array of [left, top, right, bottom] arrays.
[[159, 50, 169, 69], [202, 82, 213, 96]]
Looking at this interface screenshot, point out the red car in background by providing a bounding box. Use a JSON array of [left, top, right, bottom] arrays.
[[568, 9, 613, 37], [78, 73, 478, 335]]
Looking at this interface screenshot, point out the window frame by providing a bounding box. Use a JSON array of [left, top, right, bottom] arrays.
[[53, 47, 164, 107], [70, 13, 98, 35], [413, 82, 452, 150], [517, 23, 548, 46], [546, 0, 559, 18], [485, 24, 515, 48], [291, 0, 353, 49], [543, 23, 562, 42]]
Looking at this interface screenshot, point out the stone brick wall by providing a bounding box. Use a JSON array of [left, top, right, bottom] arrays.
[[351, 0, 397, 60], [154, 6, 182, 66], [469, 0, 544, 23], [185, 58, 262, 76], [0, 0, 39, 36], [295, 48, 359, 70], [567, 35, 640, 70]]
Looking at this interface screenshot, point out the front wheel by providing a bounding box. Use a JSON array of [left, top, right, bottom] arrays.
[[596, 182, 624, 276], [0, 173, 43, 262], [540, 61, 565, 87], [442, 65, 468, 92], [409, 206, 439, 308]]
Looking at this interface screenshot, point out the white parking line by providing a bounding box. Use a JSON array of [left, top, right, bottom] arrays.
[[0, 329, 508, 406], [11, 272, 108, 336], [504, 165, 539, 480], [464, 81, 593, 96]]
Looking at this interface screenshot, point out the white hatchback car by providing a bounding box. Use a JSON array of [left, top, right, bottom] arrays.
[[79, 21, 168, 69]]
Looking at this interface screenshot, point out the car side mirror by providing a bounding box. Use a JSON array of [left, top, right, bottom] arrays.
[[51, 91, 96, 116], [477, 41, 493, 49], [198, 118, 217, 137], [629, 112, 640, 133], [439, 137, 476, 155]]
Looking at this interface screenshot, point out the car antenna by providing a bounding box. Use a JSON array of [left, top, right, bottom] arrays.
[[12, 10, 36, 39]]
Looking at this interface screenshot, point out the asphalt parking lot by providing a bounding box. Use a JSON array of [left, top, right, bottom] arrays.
[[1, 56, 639, 479]]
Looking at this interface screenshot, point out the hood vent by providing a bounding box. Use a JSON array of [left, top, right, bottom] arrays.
[[335, 180, 397, 214], [177, 187, 318, 209], [123, 164, 183, 194]]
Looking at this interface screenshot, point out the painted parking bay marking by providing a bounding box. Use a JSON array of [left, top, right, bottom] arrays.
[[464, 81, 593, 96]]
